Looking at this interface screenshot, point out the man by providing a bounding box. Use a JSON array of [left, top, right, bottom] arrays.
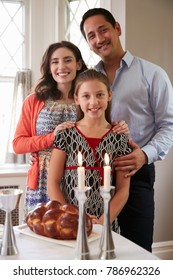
[[80, 8, 173, 252]]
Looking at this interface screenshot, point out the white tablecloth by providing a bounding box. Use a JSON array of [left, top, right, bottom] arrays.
[[0, 224, 159, 260]]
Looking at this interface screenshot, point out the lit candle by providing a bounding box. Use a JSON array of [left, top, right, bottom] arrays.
[[104, 153, 111, 189], [77, 152, 85, 189]]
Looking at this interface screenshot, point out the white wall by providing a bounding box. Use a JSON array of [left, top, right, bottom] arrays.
[[111, 0, 173, 243], [27, 0, 58, 83]]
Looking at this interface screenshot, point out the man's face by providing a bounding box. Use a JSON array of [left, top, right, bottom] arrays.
[[83, 14, 121, 59]]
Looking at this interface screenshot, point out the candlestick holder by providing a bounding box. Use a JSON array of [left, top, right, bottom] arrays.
[[99, 186, 116, 259], [74, 186, 91, 260], [0, 188, 23, 256]]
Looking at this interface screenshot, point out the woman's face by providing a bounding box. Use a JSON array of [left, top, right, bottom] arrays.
[[50, 47, 81, 85]]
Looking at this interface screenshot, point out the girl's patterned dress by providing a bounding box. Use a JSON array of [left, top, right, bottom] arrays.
[[53, 125, 131, 231], [25, 100, 77, 215]]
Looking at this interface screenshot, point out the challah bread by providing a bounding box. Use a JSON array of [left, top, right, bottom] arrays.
[[26, 200, 93, 240]]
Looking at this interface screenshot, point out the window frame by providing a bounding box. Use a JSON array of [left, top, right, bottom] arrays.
[[0, 0, 112, 167], [0, 0, 28, 166]]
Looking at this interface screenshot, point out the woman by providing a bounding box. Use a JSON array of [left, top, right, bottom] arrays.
[[13, 41, 87, 216]]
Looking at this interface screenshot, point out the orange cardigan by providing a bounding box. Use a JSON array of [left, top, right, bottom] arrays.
[[13, 93, 55, 190]]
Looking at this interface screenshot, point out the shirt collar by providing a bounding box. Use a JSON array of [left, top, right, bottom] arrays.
[[95, 50, 134, 71]]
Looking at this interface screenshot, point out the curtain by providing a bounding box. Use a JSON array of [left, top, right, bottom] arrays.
[[6, 69, 32, 164]]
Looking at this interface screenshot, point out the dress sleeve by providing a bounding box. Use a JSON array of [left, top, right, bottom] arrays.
[[117, 134, 132, 156], [53, 130, 67, 152]]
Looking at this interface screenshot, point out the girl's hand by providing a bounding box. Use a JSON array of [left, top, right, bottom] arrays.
[[87, 214, 101, 225], [54, 121, 75, 136], [112, 120, 130, 134]]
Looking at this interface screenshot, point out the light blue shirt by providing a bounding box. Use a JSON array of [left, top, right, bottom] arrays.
[[95, 51, 173, 164]]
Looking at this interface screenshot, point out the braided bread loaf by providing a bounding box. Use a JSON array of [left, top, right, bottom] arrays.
[[26, 201, 93, 240]]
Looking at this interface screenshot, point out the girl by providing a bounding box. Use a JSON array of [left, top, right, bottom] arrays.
[[47, 69, 131, 228]]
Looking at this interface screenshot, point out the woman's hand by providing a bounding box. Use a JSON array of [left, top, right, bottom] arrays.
[[29, 152, 38, 165], [112, 120, 130, 134], [54, 121, 75, 136]]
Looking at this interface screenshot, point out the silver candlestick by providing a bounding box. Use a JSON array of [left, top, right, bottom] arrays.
[[99, 186, 116, 259], [74, 187, 90, 260], [0, 188, 23, 256]]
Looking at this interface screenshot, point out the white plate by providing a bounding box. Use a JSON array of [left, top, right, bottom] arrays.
[[14, 224, 100, 248]]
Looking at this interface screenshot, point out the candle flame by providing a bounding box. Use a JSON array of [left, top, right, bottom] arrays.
[[78, 151, 83, 166], [104, 153, 109, 166]]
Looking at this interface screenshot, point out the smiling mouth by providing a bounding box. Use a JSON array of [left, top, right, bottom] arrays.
[[98, 41, 110, 50], [89, 108, 100, 112], [57, 72, 70, 77]]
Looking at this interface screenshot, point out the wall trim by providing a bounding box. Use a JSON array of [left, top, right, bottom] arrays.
[[152, 241, 173, 260]]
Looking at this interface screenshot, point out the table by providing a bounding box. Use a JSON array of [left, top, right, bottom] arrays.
[[0, 224, 159, 260]]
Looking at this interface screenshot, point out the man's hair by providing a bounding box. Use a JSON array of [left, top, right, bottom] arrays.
[[80, 8, 116, 39]]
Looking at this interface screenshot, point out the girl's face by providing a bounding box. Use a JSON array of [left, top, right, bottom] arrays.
[[50, 47, 82, 85], [75, 79, 112, 120]]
